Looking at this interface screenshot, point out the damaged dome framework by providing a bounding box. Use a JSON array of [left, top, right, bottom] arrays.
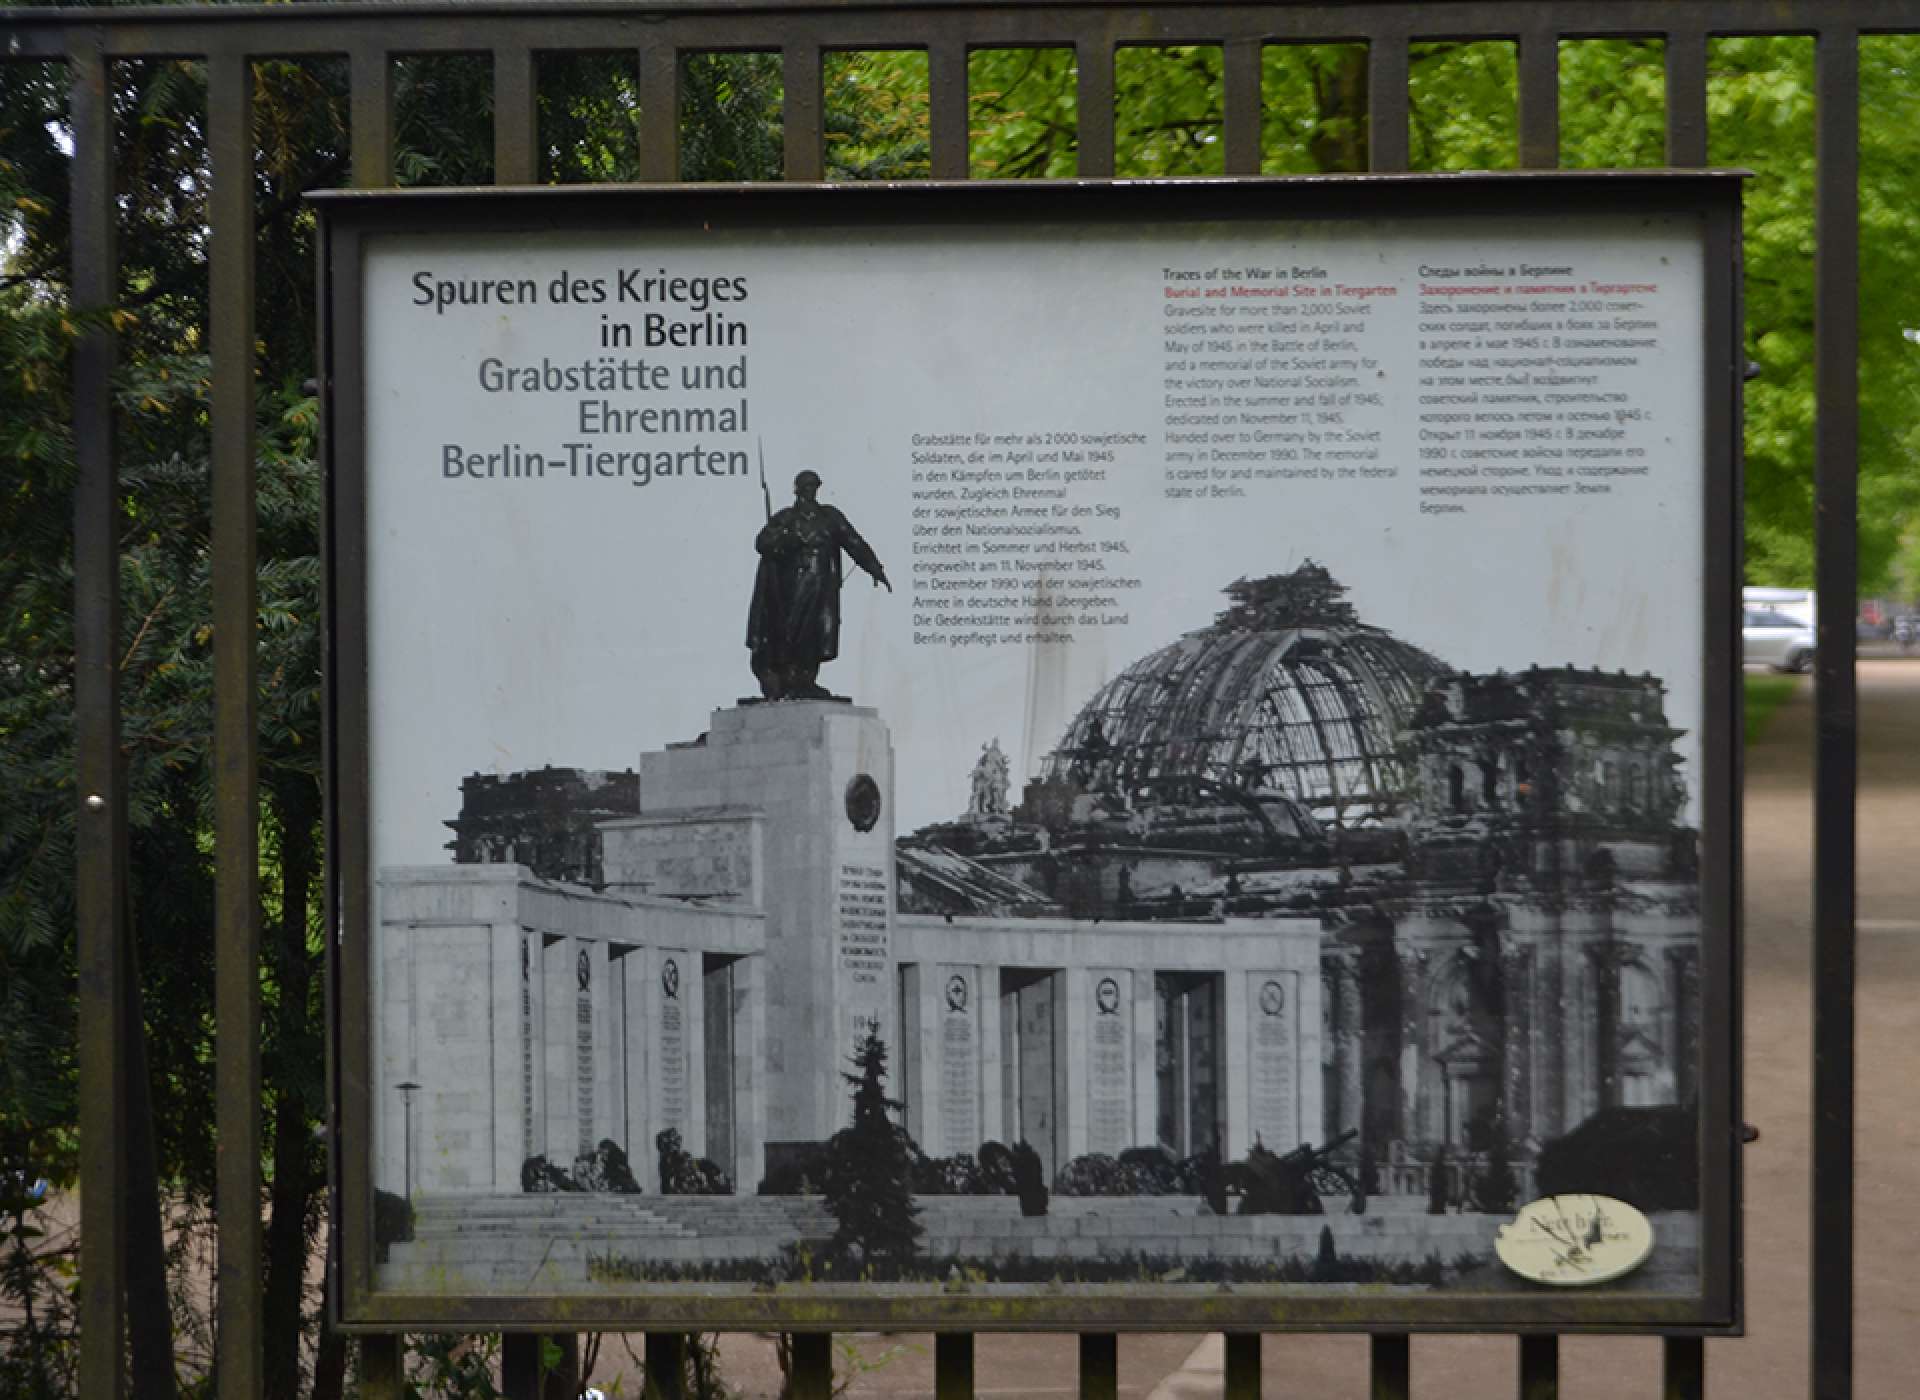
[[1047, 564, 1448, 829]]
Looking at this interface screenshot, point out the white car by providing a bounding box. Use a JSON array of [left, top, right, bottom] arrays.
[[1743, 605, 1815, 672]]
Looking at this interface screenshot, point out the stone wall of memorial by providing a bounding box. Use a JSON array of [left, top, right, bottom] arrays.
[[375, 865, 764, 1197], [635, 702, 898, 1151], [895, 914, 1322, 1167], [379, 1195, 1702, 1287]]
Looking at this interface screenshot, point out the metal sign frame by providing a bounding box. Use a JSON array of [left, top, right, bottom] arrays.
[[317, 169, 1744, 1334]]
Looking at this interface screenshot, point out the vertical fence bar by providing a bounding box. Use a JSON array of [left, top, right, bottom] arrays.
[[361, 1334, 404, 1399], [1223, 37, 1263, 175], [494, 41, 538, 183], [1078, 1333, 1118, 1400], [209, 49, 264, 1400], [1518, 1334, 1557, 1399], [1811, 23, 1859, 1400], [1224, 1333, 1261, 1399], [1370, 1334, 1410, 1400], [935, 1333, 975, 1399], [638, 42, 680, 181], [1517, 27, 1559, 168], [70, 37, 128, 1400], [644, 1333, 687, 1399], [783, 43, 823, 180], [790, 1333, 833, 1400], [1663, 1337, 1705, 1400], [1664, 28, 1709, 167], [929, 41, 970, 180], [501, 1334, 537, 1399], [1075, 38, 1115, 177], [350, 44, 393, 188], [1367, 30, 1409, 171]]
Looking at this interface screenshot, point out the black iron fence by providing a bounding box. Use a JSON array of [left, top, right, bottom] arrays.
[[0, 1, 1888, 1396]]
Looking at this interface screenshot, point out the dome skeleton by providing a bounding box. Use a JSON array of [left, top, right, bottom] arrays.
[[1045, 565, 1449, 829]]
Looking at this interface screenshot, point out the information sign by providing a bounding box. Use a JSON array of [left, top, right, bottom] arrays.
[[321, 175, 1741, 1331]]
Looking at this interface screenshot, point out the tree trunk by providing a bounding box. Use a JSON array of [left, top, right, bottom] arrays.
[[262, 774, 321, 1400], [1309, 47, 1370, 173]]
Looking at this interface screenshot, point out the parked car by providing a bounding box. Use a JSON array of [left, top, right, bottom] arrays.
[[1743, 605, 1815, 672], [1742, 585, 1815, 629]]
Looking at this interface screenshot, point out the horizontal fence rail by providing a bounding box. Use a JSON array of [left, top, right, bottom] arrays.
[[0, 0, 1890, 1395]]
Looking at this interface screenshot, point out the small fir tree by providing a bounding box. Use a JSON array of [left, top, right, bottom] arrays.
[[822, 1029, 923, 1275]]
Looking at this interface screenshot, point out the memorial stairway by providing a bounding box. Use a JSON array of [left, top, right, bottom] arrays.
[[379, 1195, 838, 1290]]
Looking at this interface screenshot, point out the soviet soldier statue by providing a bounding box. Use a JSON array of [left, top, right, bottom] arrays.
[[746, 470, 890, 700]]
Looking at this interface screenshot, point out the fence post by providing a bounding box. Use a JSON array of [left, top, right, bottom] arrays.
[[936, 1333, 976, 1399], [71, 35, 128, 1400], [1079, 1333, 1118, 1400]]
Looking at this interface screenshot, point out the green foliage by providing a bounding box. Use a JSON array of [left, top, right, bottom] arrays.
[[1712, 38, 1818, 586], [1115, 47, 1224, 177], [404, 1335, 505, 1400], [1409, 42, 1518, 171], [0, 1183, 75, 1399], [824, 52, 931, 181], [968, 49, 1080, 179], [820, 1031, 922, 1273], [1559, 40, 1667, 168], [680, 54, 784, 183], [1261, 45, 1368, 175], [539, 53, 645, 184]]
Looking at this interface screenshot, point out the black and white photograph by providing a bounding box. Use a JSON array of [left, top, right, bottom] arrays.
[[332, 188, 1732, 1318]]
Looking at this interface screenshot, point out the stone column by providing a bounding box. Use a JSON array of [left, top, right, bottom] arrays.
[[1130, 967, 1158, 1151], [1500, 940, 1534, 1146], [621, 951, 651, 1189], [1085, 969, 1133, 1158], [1326, 950, 1365, 1143], [1667, 946, 1699, 1105], [1247, 970, 1301, 1154], [936, 965, 983, 1159], [651, 946, 694, 1159], [1054, 968, 1090, 1164], [605, 950, 630, 1155], [517, 930, 547, 1177], [1395, 947, 1429, 1145], [702, 958, 736, 1174], [486, 922, 522, 1190], [584, 939, 613, 1157], [542, 936, 576, 1162], [1534, 928, 1567, 1141], [978, 965, 1004, 1147], [898, 963, 932, 1149], [1221, 969, 1253, 1162], [685, 952, 708, 1160], [728, 952, 765, 1191]]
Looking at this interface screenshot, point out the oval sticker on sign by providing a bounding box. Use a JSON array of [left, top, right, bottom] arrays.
[[1494, 1195, 1655, 1287]]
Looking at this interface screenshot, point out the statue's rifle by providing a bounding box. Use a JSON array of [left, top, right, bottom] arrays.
[[757, 436, 772, 522]]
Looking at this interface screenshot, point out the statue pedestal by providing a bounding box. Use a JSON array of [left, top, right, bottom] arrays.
[[614, 702, 898, 1160]]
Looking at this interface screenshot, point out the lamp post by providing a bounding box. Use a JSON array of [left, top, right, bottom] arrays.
[[395, 1081, 421, 1206]]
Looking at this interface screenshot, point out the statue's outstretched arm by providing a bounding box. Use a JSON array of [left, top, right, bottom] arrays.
[[838, 518, 891, 591]]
